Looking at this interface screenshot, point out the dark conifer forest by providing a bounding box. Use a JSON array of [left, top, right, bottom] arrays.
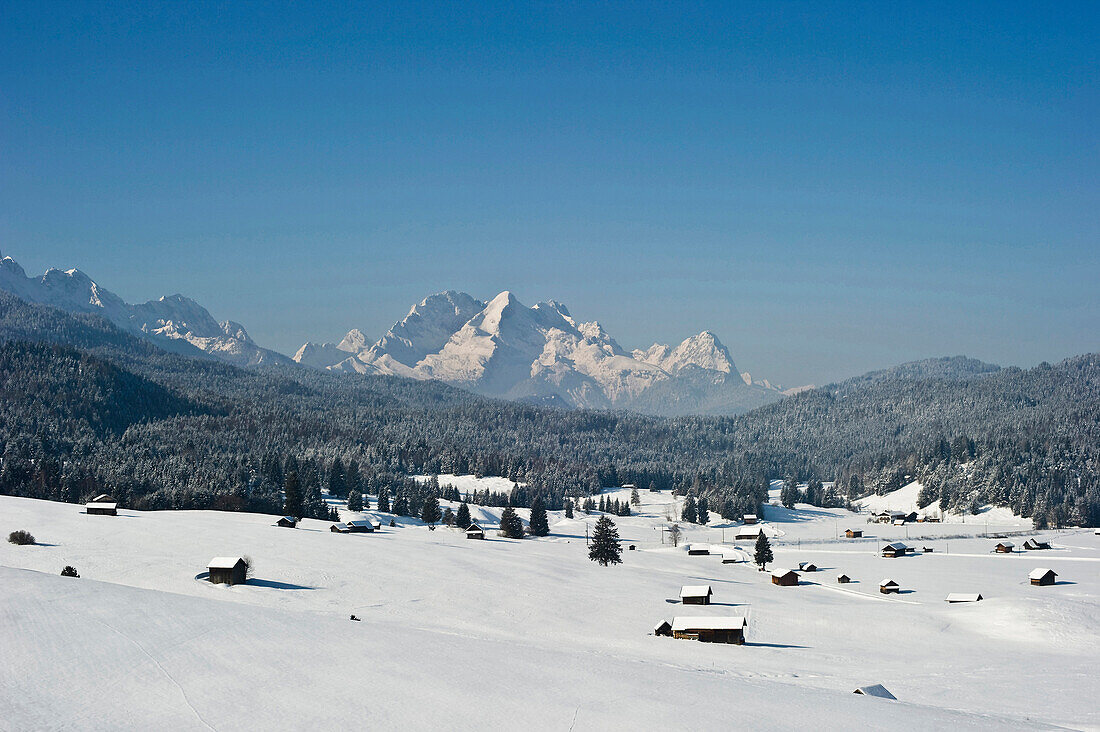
[[0, 290, 1096, 527]]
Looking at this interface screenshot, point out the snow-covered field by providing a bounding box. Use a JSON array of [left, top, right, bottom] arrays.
[[2, 482, 1097, 731]]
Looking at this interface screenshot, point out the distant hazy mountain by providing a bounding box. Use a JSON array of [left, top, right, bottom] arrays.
[[0, 252, 290, 368], [295, 290, 796, 414]]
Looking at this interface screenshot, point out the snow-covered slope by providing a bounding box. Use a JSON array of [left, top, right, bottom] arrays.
[[1, 492, 1094, 729], [295, 290, 793, 414], [0, 252, 289, 368]]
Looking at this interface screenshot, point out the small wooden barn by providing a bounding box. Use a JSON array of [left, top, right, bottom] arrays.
[[653, 620, 673, 637], [798, 562, 818, 572], [922, 546, 935, 553], [881, 542, 910, 558], [945, 593, 983, 603], [879, 579, 900, 594], [465, 523, 485, 539], [742, 514, 758, 525], [330, 523, 349, 533], [345, 520, 374, 533], [671, 616, 747, 644], [994, 542, 1015, 553], [853, 684, 896, 700], [686, 544, 711, 556], [771, 568, 799, 587], [1029, 568, 1057, 586], [845, 528, 863, 538], [1023, 538, 1050, 550], [276, 516, 298, 528], [735, 526, 764, 540], [85, 501, 118, 516], [721, 554, 742, 564], [208, 557, 247, 585], [837, 574, 852, 584], [679, 585, 713, 605]]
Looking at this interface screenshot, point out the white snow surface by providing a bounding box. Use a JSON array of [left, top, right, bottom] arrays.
[[1, 485, 1097, 730]]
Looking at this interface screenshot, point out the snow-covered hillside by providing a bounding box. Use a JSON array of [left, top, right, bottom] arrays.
[[0, 252, 289, 367], [294, 290, 793, 414], [2, 487, 1095, 730]]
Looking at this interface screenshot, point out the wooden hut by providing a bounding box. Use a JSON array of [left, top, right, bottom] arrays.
[[945, 593, 983, 603], [207, 557, 247, 585], [881, 542, 910, 558], [1029, 568, 1057, 586], [879, 579, 900, 595], [742, 514, 758, 525], [845, 528, 863, 538], [679, 585, 713, 605], [837, 573, 852, 584], [686, 544, 711, 556], [330, 523, 350, 533], [85, 501, 118, 516], [1023, 539, 1050, 550], [465, 523, 485, 539], [922, 546, 935, 553], [653, 620, 673, 637], [771, 568, 799, 587], [735, 526, 763, 540], [345, 520, 374, 533], [276, 516, 298, 528], [994, 542, 1015, 553], [671, 616, 747, 644], [853, 685, 896, 700], [798, 562, 818, 572]]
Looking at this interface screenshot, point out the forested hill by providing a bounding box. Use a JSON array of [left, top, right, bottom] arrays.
[[0, 289, 1096, 527]]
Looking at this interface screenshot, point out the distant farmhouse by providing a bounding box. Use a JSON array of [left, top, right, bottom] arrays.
[[994, 542, 1015, 554], [207, 557, 247, 586], [845, 528, 863, 538], [1023, 538, 1050, 550], [771, 568, 799, 587], [879, 579, 900, 595], [881, 542, 910, 558], [837, 573, 852, 584], [680, 585, 713, 605], [670, 616, 747, 644], [798, 562, 818, 572], [1029, 568, 1057, 586]]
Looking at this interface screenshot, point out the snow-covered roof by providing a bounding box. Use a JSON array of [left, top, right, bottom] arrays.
[[346, 520, 372, 527], [91, 494, 113, 502], [671, 616, 747, 632], [837, 573, 850, 579], [466, 523, 484, 532], [279, 516, 297, 522], [679, 585, 713, 598], [685, 543, 710, 551], [85, 502, 117, 510], [996, 541, 1014, 548], [883, 542, 909, 550], [771, 568, 797, 577], [854, 684, 896, 700], [208, 556, 244, 569], [880, 579, 899, 587], [736, 526, 763, 536], [946, 593, 982, 602], [1029, 568, 1056, 580], [743, 514, 757, 520]]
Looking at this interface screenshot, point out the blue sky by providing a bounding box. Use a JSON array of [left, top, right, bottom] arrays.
[[1, 1, 1096, 385]]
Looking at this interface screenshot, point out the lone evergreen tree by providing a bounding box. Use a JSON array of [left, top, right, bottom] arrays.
[[283, 469, 302, 518], [697, 497, 709, 525], [456, 501, 472, 529], [529, 496, 550, 536], [347, 486, 363, 512], [499, 506, 524, 539], [588, 515, 622, 566], [631, 487, 640, 506], [754, 532, 773, 571], [564, 499, 574, 519], [376, 485, 390, 513], [420, 495, 441, 526]]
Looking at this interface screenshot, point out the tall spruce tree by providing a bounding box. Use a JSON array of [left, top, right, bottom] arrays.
[[588, 515, 622, 566], [377, 485, 390, 513], [347, 486, 363, 512], [499, 506, 524, 539], [420, 495, 441, 525], [681, 495, 698, 523], [630, 487, 640, 506], [564, 499, 574, 519], [283, 469, 302, 518], [529, 496, 550, 536], [456, 501, 472, 529], [697, 497, 709, 525], [754, 532, 773, 570], [328, 457, 346, 497]]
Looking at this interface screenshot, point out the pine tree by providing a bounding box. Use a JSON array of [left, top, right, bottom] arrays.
[[630, 487, 640, 506], [681, 495, 698, 523], [393, 494, 409, 516], [754, 532, 773, 570], [697, 497, 709, 525], [328, 457, 346, 498], [377, 485, 390, 513], [529, 496, 549, 536], [442, 507, 455, 526], [499, 506, 524, 539], [456, 501, 472, 529], [564, 499, 574, 519], [283, 469, 302, 518], [599, 495, 607, 513], [347, 486, 363, 512], [420, 495, 441, 526], [588, 515, 622, 566]]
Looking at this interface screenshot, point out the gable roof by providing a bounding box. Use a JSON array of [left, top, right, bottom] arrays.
[[466, 522, 484, 532], [279, 516, 297, 523], [883, 542, 909, 551], [1029, 568, 1056, 580], [837, 573, 851, 580], [879, 579, 899, 587], [85, 502, 118, 510], [854, 684, 896, 700], [208, 556, 245, 569], [91, 494, 114, 502], [771, 568, 797, 578], [671, 616, 747, 632], [946, 593, 983, 602], [679, 585, 713, 598], [996, 541, 1014, 548]]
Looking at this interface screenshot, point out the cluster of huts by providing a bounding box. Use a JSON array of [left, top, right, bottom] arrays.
[[870, 510, 941, 525], [655, 584, 747, 644]]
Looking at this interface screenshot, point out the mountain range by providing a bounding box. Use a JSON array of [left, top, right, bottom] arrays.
[[0, 251, 800, 415]]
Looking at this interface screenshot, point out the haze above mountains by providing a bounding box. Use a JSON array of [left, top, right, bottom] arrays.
[[0, 252, 803, 415]]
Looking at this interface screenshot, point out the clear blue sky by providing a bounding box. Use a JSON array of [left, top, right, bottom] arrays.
[[1, 1, 1097, 386]]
